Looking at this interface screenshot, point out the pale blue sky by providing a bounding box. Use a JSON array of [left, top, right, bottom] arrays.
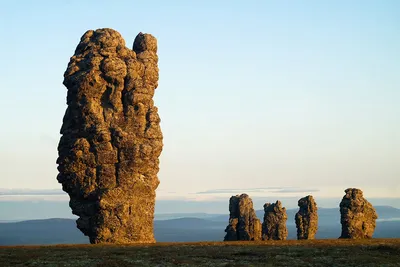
[[0, 0, 399, 201]]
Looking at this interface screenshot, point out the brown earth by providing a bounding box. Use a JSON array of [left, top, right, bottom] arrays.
[[1, 239, 400, 266]]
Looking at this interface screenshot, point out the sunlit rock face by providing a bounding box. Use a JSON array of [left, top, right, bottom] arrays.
[[339, 188, 377, 239], [295, 195, 318, 240], [57, 28, 162, 244], [262, 200, 288, 240], [224, 194, 262, 241]]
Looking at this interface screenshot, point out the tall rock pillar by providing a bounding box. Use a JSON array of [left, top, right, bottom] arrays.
[[295, 195, 318, 240], [57, 28, 163, 243], [262, 200, 288, 240], [339, 188, 377, 239], [224, 194, 262, 241]]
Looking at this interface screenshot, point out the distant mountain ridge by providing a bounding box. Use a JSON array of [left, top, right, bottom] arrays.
[[1, 205, 400, 245], [2, 199, 400, 221], [157, 205, 400, 223]]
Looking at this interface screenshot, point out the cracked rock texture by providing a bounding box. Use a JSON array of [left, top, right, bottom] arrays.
[[295, 195, 318, 240], [224, 194, 262, 241], [57, 28, 162, 244], [262, 200, 288, 240], [339, 188, 378, 239]]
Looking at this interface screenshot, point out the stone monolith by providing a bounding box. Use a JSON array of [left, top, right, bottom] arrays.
[[224, 194, 262, 241], [339, 188, 377, 239], [295, 195, 318, 239], [57, 28, 162, 244], [262, 200, 288, 240]]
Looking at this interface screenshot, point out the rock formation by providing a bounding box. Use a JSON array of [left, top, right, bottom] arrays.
[[339, 188, 378, 239], [295, 195, 318, 240], [262, 200, 288, 240], [57, 28, 163, 244], [224, 194, 262, 241]]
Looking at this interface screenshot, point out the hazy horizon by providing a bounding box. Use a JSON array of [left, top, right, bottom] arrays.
[[1, 197, 400, 221], [1, 0, 399, 210]]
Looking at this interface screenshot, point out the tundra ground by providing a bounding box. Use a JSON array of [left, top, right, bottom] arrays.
[[1, 239, 400, 266]]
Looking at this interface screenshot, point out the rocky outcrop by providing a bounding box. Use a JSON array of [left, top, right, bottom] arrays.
[[295, 195, 318, 240], [262, 201, 288, 240], [339, 188, 377, 239], [57, 28, 163, 244], [224, 194, 262, 241]]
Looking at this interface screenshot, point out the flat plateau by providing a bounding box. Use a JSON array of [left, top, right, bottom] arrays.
[[1, 239, 399, 266]]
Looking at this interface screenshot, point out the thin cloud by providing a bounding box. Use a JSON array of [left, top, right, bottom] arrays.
[[274, 188, 320, 193], [0, 189, 64, 196], [39, 134, 59, 146], [194, 187, 282, 194], [194, 187, 319, 195]]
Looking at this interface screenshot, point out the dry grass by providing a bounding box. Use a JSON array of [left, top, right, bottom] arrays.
[[1, 239, 400, 266]]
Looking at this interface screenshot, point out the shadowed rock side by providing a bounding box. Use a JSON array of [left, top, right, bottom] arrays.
[[339, 188, 378, 239], [295, 195, 318, 240], [57, 28, 163, 244], [262, 201, 288, 240], [224, 194, 262, 241]]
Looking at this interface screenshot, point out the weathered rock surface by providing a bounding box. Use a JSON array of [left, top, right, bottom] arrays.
[[295, 195, 318, 240], [57, 28, 162, 244], [339, 188, 377, 239], [224, 194, 262, 241], [262, 200, 288, 240]]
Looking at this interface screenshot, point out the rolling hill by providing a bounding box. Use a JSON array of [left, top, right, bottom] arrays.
[[0, 205, 399, 245]]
